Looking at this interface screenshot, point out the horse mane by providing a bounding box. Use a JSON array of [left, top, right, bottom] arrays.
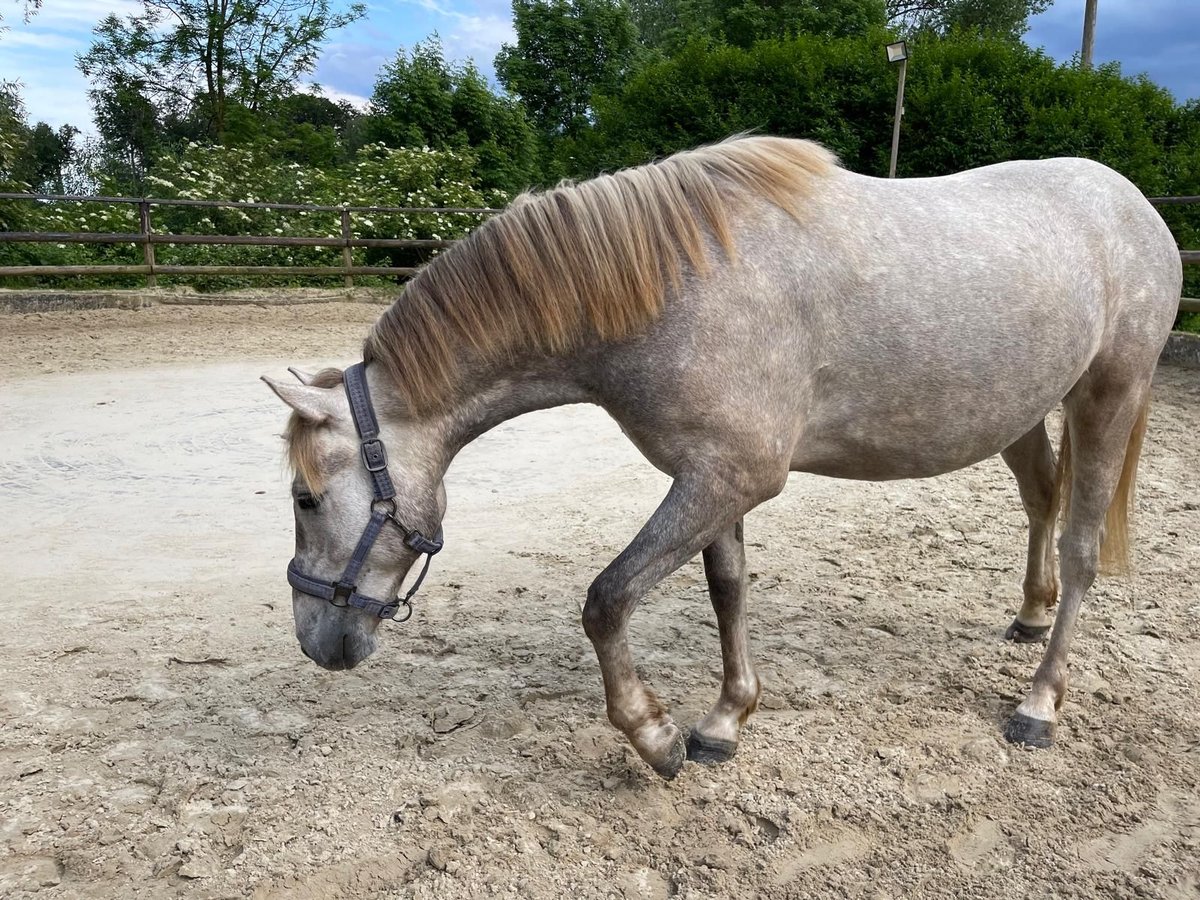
[[364, 135, 838, 416]]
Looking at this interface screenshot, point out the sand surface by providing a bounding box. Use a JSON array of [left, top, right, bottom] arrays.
[[1, 303, 1198, 898]]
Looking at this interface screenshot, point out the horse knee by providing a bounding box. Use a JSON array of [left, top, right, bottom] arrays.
[[583, 574, 632, 643]]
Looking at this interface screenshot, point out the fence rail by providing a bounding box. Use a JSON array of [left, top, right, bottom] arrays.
[[0, 192, 499, 288], [0, 191, 1196, 298]]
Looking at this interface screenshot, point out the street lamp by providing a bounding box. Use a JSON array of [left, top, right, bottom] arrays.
[[886, 40, 908, 178]]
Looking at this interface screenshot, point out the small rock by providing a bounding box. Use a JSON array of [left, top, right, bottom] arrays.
[[619, 868, 669, 900], [431, 704, 474, 734], [428, 847, 450, 871], [178, 856, 218, 879]]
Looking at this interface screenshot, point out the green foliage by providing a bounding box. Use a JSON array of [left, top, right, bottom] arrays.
[[1, 139, 502, 290], [629, 0, 884, 53], [496, 0, 639, 137], [889, 36, 1184, 183], [570, 30, 896, 175], [0, 81, 29, 191], [704, 0, 886, 48], [366, 39, 538, 192], [78, 0, 366, 143], [887, 0, 1052, 40]]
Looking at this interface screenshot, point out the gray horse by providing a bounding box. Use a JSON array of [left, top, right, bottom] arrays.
[[263, 136, 1181, 779]]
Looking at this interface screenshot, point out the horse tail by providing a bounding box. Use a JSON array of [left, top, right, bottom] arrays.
[[1102, 398, 1149, 574], [1055, 396, 1150, 576]]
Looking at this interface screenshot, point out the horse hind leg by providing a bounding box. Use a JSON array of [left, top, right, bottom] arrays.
[[686, 518, 762, 765], [1004, 373, 1151, 749], [1000, 420, 1061, 643]]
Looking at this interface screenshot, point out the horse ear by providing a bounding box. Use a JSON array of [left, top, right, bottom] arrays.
[[261, 375, 340, 424], [287, 366, 316, 385]]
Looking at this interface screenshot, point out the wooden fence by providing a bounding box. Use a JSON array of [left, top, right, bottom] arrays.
[[0, 191, 1197, 310], [0, 192, 500, 287]]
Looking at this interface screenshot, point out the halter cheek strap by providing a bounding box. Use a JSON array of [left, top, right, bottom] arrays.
[[285, 361, 443, 621]]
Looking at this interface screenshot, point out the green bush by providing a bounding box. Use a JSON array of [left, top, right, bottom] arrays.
[[0, 140, 504, 290]]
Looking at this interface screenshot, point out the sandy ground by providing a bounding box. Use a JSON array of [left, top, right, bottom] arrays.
[[1, 303, 1198, 899]]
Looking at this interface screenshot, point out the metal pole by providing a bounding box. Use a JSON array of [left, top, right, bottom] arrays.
[[1081, 0, 1098, 69], [888, 57, 907, 178]]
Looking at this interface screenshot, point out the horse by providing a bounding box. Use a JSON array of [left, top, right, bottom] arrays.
[[263, 135, 1181, 779]]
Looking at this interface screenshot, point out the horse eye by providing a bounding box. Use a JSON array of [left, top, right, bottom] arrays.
[[296, 493, 321, 511]]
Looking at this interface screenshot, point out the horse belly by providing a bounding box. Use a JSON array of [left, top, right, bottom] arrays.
[[790, 318, 1096, 481]]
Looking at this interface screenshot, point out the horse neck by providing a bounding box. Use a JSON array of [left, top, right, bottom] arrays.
[[369, 353, 592, 470]]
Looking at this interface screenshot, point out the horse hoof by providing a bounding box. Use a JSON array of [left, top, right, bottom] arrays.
[[1003, 712, 1055, 749], [1005, 618, 1051, 643], [686, 730, 738, 765], [649, 731, 687, 780]]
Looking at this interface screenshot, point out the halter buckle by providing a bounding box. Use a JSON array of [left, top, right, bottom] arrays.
[[360, 439, 388, 473], [331, 580, 355, 607], [405, 531, 443, 555]]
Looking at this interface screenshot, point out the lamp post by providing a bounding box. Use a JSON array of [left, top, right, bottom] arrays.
[[886, 40, 908, 178]]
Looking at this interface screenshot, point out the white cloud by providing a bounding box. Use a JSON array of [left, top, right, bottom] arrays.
[[0, 30, 78, 50], [446, 13, 514, 57], [9, 69, 97, 132], [297, 81, 369, 109], [21, 0, 143, 29]]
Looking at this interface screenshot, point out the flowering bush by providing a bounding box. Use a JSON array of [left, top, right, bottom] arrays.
[[2, 140, 506, 289]]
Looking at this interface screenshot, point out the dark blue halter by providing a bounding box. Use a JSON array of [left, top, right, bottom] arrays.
[[286, 362, 443, 622]]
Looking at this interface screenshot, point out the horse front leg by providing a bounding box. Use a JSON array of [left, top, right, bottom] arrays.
[[687, 518, 761, 765], [583, 474, 773, 779]]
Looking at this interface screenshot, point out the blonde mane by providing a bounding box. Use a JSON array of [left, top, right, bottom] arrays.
[[364, 135, 838, 415]]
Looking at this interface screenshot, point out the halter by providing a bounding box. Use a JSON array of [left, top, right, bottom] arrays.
[[286, 362, 443, 622]]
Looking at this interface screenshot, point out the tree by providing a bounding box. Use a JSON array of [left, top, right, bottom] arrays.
[[0, 80, 27, 186], [77, 0, 366, 143], [368, 39, 539, 192], [16, 122, 79, 192], [704, 0, 885, 48], [886, 0, 1052, 40], [496, 0, 639, 137], [91, 76, 161, 189], [628, 0, 885, 52]]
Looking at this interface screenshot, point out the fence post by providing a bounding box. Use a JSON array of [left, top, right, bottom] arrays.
[[138, 200, 157, 288], [340, 208, 353, 289]]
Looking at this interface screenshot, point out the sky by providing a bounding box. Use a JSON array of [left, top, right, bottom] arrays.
[[0, 0, 1197, 134]]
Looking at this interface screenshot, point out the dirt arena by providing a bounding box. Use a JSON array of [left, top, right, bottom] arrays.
[[1, 302, 1198, 899]]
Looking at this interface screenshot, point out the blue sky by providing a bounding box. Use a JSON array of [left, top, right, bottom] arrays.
[[1, 0, 1197, 133]]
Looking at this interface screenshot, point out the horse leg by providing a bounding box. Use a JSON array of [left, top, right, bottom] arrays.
[[1000, 420, 1060, 643], [583, 473, 775, 779], [1004, 374, 1149, 748], [687, 518, 761, 765]]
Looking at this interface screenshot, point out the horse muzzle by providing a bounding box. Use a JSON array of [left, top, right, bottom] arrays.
[[293, 592, 380, 670]]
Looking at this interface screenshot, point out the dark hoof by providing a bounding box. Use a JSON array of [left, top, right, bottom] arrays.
[[686, 730, 738, 766], [649, 732, 687, 780], [1003, 712, 1055, 749], [1005, 618, 1051, 643]]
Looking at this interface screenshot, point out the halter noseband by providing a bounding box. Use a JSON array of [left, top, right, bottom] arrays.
[[285, 362, 443, 622]]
